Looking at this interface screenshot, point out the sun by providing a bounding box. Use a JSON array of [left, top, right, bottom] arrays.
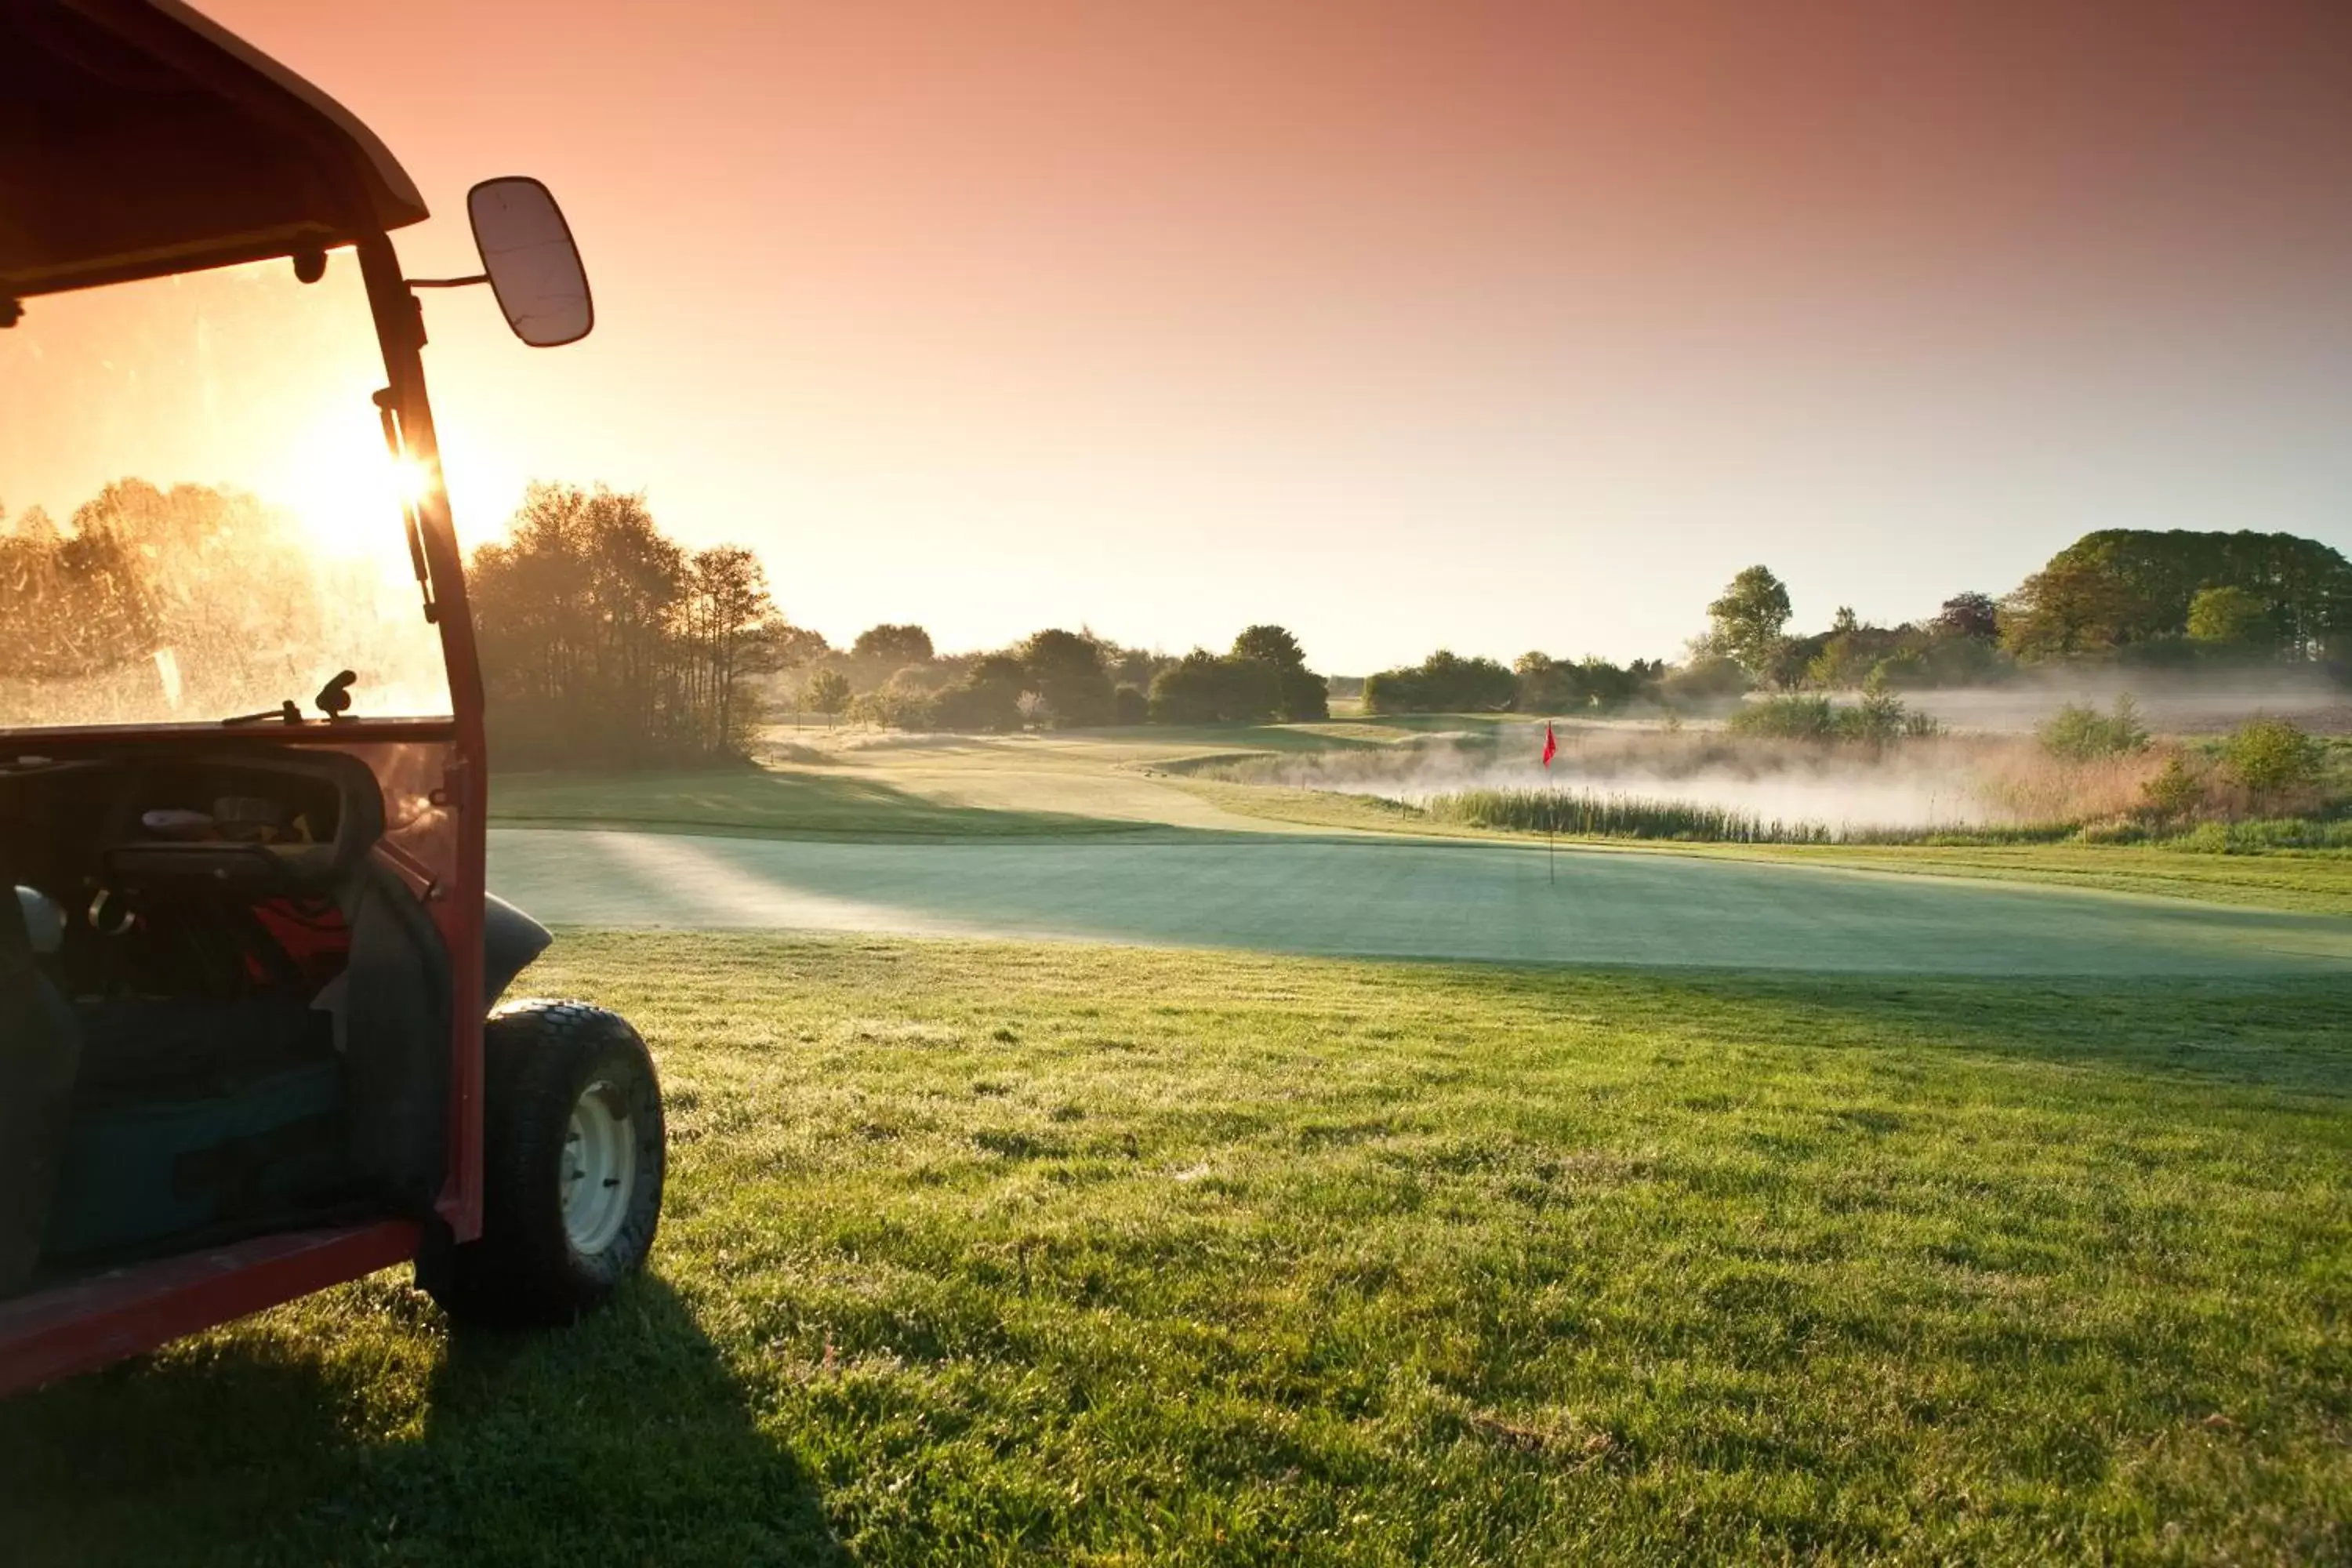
[[389, 451, 432, 509], [271, 408, 437, 561]]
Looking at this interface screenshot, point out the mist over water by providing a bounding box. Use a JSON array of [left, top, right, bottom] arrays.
[[1206, 673, 2347, 833], [1904, 670, 2350, 736], [1226, 728, 2006, 830]]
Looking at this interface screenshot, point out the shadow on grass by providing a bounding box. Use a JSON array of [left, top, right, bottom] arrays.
[[0, 1275, 841, 1566]]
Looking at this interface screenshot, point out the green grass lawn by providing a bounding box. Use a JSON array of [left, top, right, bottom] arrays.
[[1163, 773, 2352, 916], [1726, 841, 2352, 918], [8, 935, 2347, 1565]]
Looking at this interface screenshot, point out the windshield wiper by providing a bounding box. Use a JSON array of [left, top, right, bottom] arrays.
[[222, 699, 307, 728], [222, 670, 358, 728]]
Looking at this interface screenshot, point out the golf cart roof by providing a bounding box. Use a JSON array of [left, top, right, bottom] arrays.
[[0, 0, 427, 302]]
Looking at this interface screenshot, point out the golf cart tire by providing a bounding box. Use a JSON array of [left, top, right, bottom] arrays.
[[431, 1001, 665, 1328]]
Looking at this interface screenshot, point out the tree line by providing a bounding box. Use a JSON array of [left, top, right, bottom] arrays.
[[1688, 530, 2350, 695], [1363, 528, 2350, 717], [455, 485, 1335, 756], [13, 477, 2340, 754], [1, 479, 435, 727], [785, 622, 1330, 733]]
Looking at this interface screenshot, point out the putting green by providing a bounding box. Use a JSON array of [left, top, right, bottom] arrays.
[[488, 827, 2352, 976]]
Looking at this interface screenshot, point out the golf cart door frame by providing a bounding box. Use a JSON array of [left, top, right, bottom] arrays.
[[0, 0, 508, 1393], [354, 231, 491, 1247]]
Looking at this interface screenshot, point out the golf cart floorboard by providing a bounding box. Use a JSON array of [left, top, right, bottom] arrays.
[[0, 1220, 418, 1399]]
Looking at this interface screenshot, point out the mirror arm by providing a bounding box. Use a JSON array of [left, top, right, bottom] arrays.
[[406, 274, 491, 289]]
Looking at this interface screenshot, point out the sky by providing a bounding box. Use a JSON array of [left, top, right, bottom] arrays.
[[190, 0, 2352, 672]]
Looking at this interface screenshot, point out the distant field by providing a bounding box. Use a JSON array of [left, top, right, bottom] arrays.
[[490, 728, 1392, 840], [9, 936, 2346, 1564]]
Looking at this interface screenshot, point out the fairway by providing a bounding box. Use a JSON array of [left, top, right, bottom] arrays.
[[489, 826, 2352, 976]]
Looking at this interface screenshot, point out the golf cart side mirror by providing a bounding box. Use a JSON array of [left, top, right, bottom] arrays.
[[466, 176, 593, 347]]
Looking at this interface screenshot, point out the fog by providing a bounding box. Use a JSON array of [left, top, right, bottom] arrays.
[[1902, 669, 2350, 736], [1203, 727, 2014, 830], [1195, 666, 2352, 832]]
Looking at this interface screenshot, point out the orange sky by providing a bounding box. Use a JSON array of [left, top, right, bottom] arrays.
[[196, 0, 2352, 670]]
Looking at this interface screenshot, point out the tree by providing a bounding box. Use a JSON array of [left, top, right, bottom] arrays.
[[1998, 554, 2140, 660], [1703, 566, 1794, 681], [1231, 623, 1328, 720], [1232, 625, 1305, 669], [680, 546, 781, 755], [1020, 628, 1113, 727], [3, 503, 60, 545], [771, 625, 832, 666], [1934, 592, 2000, 643], [2185, 585, 2272, 650], [851, 623, 934, 663], [933, 654, 1025, 731], [804, 668, 851, 727], [1513, 652, 1583, 714]]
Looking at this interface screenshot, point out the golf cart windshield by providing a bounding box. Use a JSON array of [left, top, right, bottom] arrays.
[[0, 253, 452, 731]]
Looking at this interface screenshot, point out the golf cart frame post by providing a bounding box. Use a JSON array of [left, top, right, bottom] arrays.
[[0, 0, 602, 1394]]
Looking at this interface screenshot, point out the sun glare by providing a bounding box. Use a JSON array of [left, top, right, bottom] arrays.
[[390, 452, 432, 508], [273, 412, 434, 561]]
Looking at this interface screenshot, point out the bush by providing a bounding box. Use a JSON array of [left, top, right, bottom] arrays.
[[1274, 666, 1331, 722], [850, 677, 938, 730], [1148, 651, 1280, 724], [1723, 691, 1935, 744], [2221, 717, 2324, 804], [1658, 655, 1749, 707], [1725, 695, 1835, 740], [2162, 816, 2352, 853], [1844, 691, 1919, 747], [2037, 695, 2149, 760], [1112, 684, 1149, 725], [2137, 751, 2204, 822], [932, 654, 1027, 731], [1362, 650, 1517, 714]]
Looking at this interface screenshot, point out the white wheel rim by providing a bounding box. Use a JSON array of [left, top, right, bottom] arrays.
[[561, 1080, 637, 1256]]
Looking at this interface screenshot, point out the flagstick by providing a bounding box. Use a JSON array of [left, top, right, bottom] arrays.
[[1543, 719, 1557, 885]]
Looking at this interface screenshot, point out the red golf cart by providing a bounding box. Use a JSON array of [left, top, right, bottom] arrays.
[[0, 0, 664, 1396]]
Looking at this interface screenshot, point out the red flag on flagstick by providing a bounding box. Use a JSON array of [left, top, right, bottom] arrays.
[[1541, 722, 1559, 884]]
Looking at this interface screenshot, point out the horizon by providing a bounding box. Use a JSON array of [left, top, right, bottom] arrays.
[[119, 0, 2352, 670]]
